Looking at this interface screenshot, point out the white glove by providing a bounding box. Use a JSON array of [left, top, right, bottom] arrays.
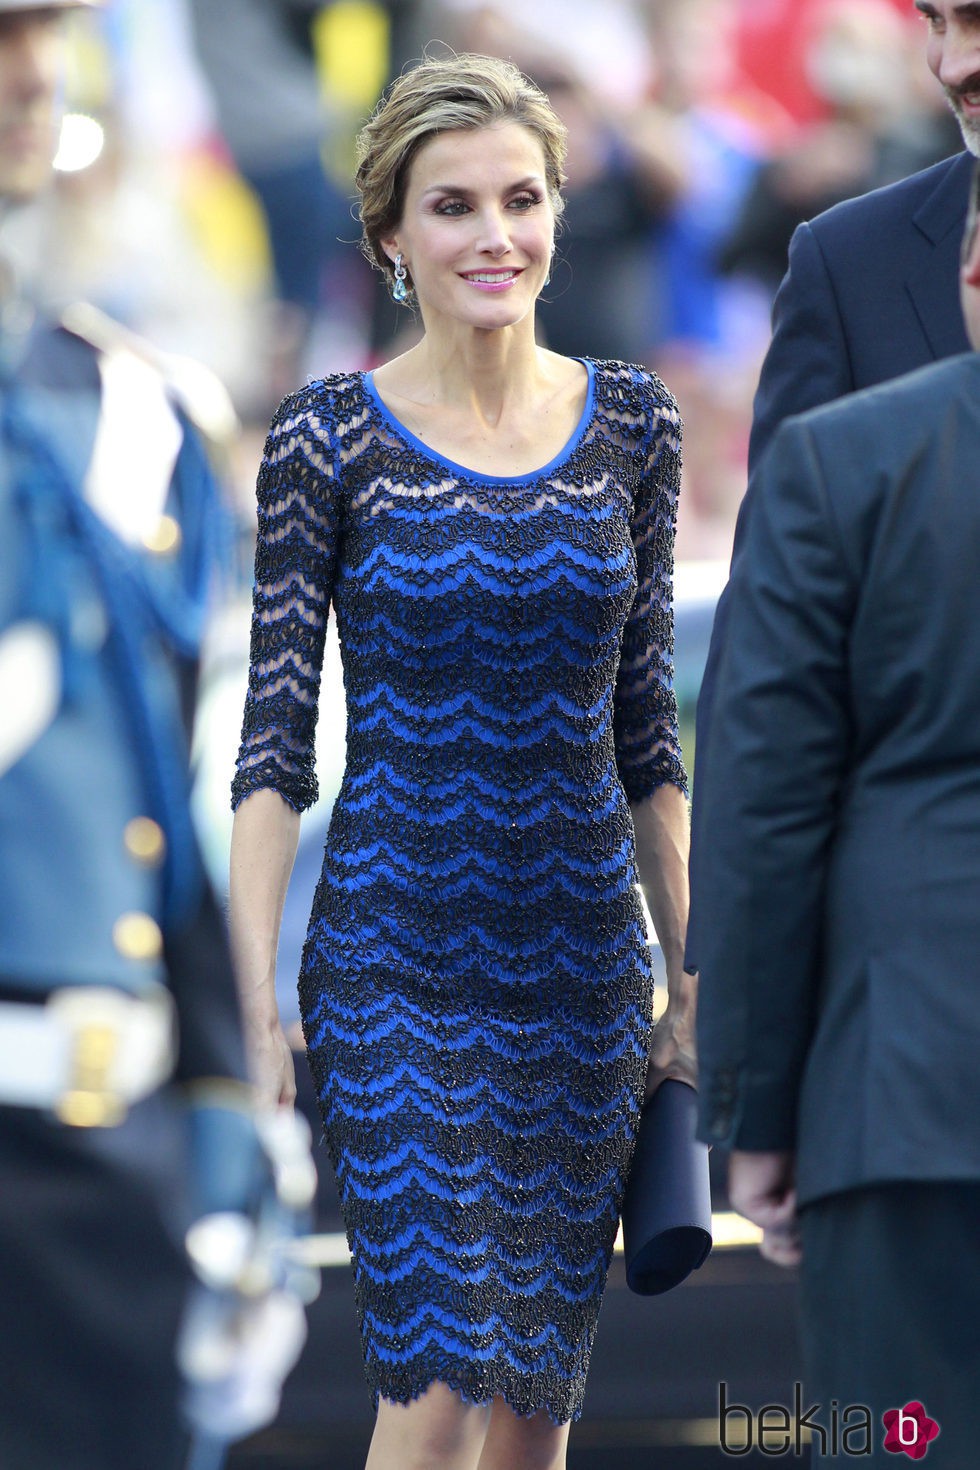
[[177, 1105, 320, 1442], [178, 1286, 307, 1441]]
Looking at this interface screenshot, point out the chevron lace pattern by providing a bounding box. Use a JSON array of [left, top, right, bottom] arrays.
[[232, 358, 687, 1423]]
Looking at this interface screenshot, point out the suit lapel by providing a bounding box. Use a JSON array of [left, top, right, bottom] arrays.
[[906, 152, 973, 361]]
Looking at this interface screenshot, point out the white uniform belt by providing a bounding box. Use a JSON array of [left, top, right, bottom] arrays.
[[0, 985, 176, 1126]]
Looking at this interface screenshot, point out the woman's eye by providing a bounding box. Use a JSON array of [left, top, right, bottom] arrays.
[[434, 199, 469, 216], [510, 193, 541, 210]]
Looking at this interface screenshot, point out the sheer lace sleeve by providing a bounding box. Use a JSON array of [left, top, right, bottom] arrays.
[[613, 371, 688, 803], [231, 384, 341, 813]]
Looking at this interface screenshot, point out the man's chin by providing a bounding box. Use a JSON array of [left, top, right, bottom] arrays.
[[950, 98, 980, 158]]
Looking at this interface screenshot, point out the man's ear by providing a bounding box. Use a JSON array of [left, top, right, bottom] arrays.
[[964, 226, 980, 290], [962, 165, 980, 285]]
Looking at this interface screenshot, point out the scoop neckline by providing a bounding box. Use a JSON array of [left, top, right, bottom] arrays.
[[363, 357, 596, 486]]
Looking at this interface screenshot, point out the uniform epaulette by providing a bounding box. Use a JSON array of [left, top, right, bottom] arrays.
[[59, 301, 238, 459]]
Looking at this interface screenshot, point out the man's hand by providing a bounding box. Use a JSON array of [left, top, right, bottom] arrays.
[[728, 1150, 802, 1267]]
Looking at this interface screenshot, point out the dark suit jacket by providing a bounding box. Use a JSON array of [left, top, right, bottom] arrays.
[[686, 151, 974, 972], [693, 353, 980, 1207], [749, 150, 973, 471]]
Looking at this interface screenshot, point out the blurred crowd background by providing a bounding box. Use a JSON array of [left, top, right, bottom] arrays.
[[13, 0, 961, 545], [9, 0, 961, 954]]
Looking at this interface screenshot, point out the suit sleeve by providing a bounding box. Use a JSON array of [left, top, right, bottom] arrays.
[[693, 419, 856, 1150], [748, 219, 855, 473], [686, 217, 856, 974]]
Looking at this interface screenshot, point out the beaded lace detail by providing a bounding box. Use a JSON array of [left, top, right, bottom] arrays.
[[232, 358, 687, 1423]]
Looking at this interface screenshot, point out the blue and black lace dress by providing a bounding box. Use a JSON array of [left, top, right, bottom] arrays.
[[231, 358, 688, 1424]]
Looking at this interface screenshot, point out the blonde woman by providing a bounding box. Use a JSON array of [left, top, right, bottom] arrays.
[[229, 53, 696, 1470]]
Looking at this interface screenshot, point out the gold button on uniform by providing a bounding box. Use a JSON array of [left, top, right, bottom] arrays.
[[123, 816, 166, 867], [142, 515, 182, 556], [112, 912, 163, 962]]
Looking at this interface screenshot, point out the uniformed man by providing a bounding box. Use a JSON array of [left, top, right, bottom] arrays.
[[0, 6, 314, 1468]]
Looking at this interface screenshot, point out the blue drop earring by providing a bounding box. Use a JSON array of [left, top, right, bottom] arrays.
[[392, 253, 410, 303]]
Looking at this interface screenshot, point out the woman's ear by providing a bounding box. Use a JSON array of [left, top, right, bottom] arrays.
[[380, 238, 401, 267]]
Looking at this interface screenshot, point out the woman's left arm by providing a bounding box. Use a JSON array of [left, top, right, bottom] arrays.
[[612, 369, 696, 1098], [632, 784, 697, 1098]]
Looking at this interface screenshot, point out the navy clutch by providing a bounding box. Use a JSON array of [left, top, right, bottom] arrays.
[[621, 1079, 713, 1295]]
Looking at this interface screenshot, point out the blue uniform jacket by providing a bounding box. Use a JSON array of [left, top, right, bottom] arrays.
[[0, 315, 245, 1085]]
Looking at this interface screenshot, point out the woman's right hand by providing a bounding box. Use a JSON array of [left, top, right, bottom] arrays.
[[247, 1012, 297, 1109], [229, 792, 303, 1110]]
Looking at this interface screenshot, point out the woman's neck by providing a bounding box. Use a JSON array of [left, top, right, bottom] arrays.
[[391, 318, 546, 422]]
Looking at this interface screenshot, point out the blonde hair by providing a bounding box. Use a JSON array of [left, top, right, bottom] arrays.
[[355, 52, 567, 298]]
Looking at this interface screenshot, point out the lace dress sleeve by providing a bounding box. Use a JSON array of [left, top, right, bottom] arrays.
[[231, 386, 340, 813], [613, 371, 689, 803]]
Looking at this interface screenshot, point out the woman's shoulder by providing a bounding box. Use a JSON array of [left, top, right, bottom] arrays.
[[269, 370, 367, 430], [586, 357, 682, 434]]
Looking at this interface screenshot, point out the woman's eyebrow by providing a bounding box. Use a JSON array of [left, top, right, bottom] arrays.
[[420, 175, 545, 198]]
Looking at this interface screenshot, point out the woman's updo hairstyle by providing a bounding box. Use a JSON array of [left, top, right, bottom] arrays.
[[355, 52, 568, 300]]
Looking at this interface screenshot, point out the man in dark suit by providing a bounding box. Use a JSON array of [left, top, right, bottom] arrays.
[[752, 0, 978, 469], [687, 1, 980, 971], [746, 146, 972, 470], [693, 164, 980, 1466]]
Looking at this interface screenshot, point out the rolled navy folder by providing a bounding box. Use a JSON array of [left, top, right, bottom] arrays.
[[621, 1079, 713, 1295]]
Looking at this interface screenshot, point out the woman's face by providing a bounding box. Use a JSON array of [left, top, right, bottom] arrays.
[[383, 121, 556, 333]]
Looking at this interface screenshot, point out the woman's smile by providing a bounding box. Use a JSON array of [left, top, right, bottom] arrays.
[[459, 268, 524, 291]]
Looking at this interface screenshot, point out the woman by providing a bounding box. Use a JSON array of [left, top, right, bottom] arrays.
[[230, 53, 696, 1470]]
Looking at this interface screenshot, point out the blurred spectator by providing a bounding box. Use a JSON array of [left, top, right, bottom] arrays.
[[187, 0, 375, 403], [522, 60, 683, 362], [735, 0, 915, 126], [5, 0, 274, 414], [433, 0, 654, 107], [637, 0, 789, 557], [0, 5, 313, 1468], [721, 0, 963, 295], [642, 0, 790, 354]]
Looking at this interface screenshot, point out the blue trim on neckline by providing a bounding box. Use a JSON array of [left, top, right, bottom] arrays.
[[363, 358, 596, 486]]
